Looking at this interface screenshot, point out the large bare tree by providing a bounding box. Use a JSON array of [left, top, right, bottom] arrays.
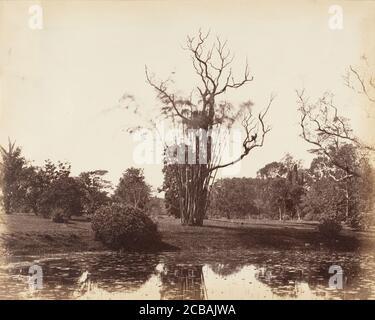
[[146, 31, 274, 226]]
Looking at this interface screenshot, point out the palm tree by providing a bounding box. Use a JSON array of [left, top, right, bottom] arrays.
[[0, 139, 25, 214]]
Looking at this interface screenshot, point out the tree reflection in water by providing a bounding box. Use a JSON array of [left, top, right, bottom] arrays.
[[210, 263, 244, 277], [254, 251, 373, 299], [159, 264, 207, 300], [1, 250, 375, 300], [255, 266, 307, 299]]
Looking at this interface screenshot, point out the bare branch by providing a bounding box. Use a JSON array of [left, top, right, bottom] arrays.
[[344, 64, 375, 103], [145, 66, 191, 122], [317, 161, 353, 182], [296, 89, 362, 177], [209, 94, 274, 172]]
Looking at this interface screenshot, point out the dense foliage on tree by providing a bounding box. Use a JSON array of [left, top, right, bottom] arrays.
[[0, 141, 111, 221], [160, 145, 196, 219], [257, 155, 305, 220], [38, 175, 84, 219], [207, 148, 374, 230], [160, 162, 181, 218], [113, 167, 151, 210], [78, 170, 111, 215], [0, 141, 154, 222], [0, 140, 28, 214], [27, 161, 72, 215], [210, 177, 260, 219], [208, 155, 306, 221], [301, 145, 374, 229]]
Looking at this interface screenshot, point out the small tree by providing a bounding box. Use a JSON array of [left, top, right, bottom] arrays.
[[160, 160, 182, 218], [78, 170, 111, 215], [257, 155, 305, 220], [113, 167, 151, 210]]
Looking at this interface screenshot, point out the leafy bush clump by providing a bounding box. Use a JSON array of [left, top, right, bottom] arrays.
[[51, 207, 68, 223], [317, 218, 342, 238], [91, 203, 160, 249]]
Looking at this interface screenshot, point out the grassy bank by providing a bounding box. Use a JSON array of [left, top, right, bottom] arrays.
[[0, 213, 106, 256], [0, 213, 374, 256]]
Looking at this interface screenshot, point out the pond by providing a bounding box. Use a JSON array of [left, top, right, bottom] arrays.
[[0, 248, 375, 299]]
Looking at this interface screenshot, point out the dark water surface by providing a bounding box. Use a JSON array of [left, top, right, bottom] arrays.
[[0, 248, 374, 299]]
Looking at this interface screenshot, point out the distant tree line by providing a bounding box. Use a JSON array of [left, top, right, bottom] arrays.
[[0, 140, 156, 222], [211, 147, 374, 229], [163, 149, 375, 230]]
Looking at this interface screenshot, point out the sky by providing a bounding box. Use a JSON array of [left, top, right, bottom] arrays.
[[1, 0, 374, 192]]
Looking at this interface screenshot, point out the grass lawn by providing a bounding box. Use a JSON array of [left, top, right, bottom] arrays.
[[0, 213, 106, 256], [0, 213, 374, 256]]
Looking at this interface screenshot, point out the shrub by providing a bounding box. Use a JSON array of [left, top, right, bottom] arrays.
[[51, 207, 68, 223], [317, 218, 342, 238], [91, 203, 160, 249]]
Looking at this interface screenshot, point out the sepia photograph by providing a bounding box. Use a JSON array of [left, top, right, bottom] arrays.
[[0, 0, 375, 304]]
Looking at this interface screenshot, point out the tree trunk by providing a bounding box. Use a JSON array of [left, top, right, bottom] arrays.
[[179, 164, 209, 226], [345, 181, 350, 220], [176, 126, 212, 226], [296, 206, 301, 221], [180, 200, 206, 226]]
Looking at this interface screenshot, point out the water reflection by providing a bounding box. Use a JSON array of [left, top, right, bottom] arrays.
[[159, 264, 207, 300], [210, 263, 243, 277], [254, 251, 375, 299], [0, 250, 374, 300]]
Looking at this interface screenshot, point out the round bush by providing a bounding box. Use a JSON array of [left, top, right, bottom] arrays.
[[317, 218, 342, 238], [91, 203, 160, 249]]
